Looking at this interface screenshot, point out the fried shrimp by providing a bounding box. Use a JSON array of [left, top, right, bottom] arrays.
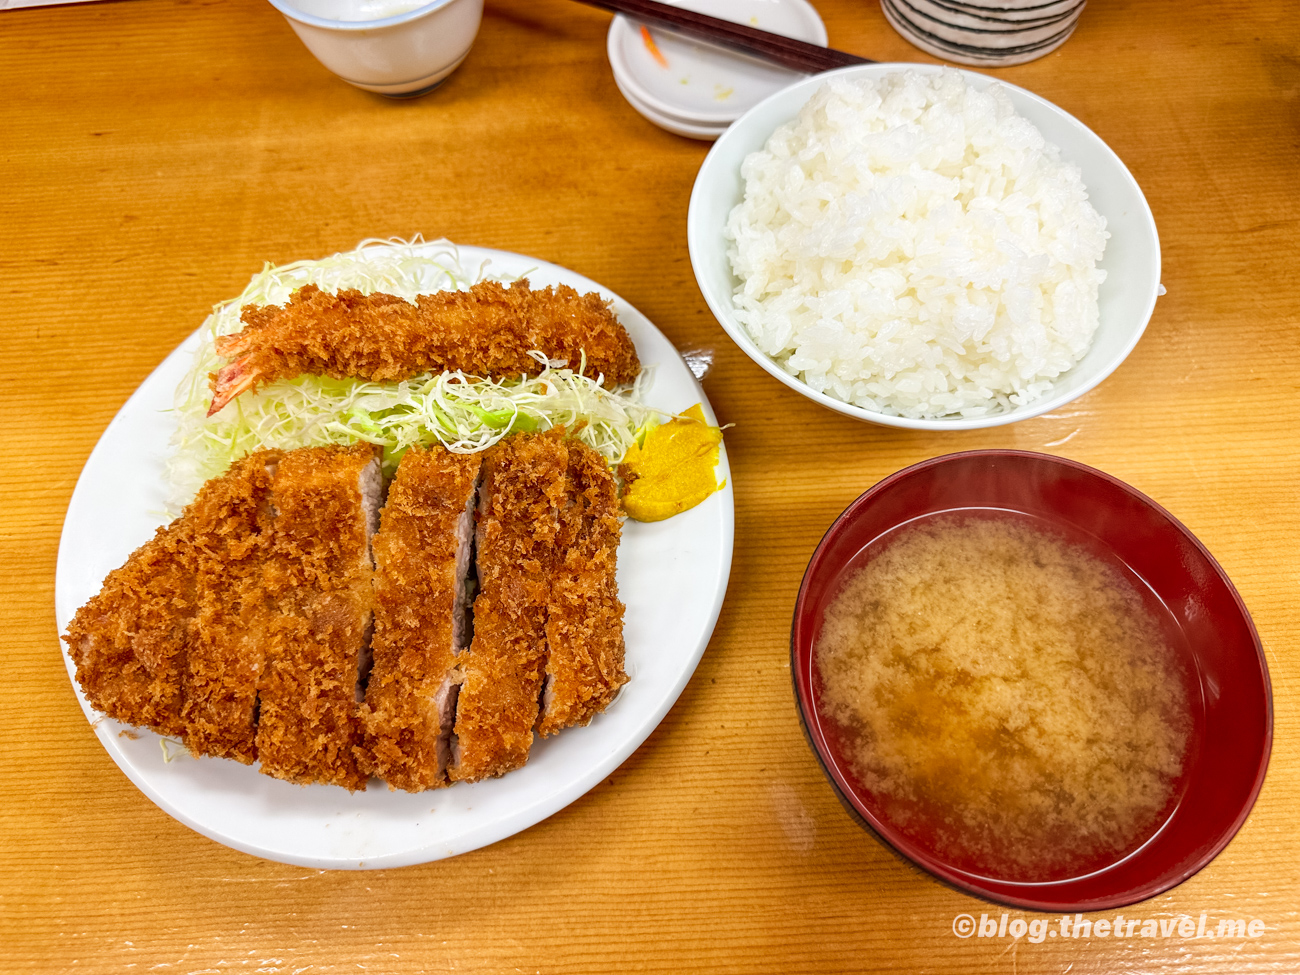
[[208, 280, 642, 415]]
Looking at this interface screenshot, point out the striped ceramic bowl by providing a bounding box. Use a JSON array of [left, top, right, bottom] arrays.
[[881, 0, 1087, 66]]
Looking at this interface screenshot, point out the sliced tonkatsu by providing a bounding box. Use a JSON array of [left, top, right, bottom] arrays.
[[252, 443, 381, 791], [449, 434, 569, 783], [181, 449, 283, 763], [65, 450, 287, 743], [362, 446, 482, 791], [65, 508, 200, 740], [65, 433, 630, 792], [538, 441, 627, 737], [66, 444, 381, 789]]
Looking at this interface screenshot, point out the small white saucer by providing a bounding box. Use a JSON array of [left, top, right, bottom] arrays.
[[612, 70, 730, 140], [607, 0, 827, 135]]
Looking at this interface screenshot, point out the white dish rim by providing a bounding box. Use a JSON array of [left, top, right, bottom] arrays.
[[267, 0, 456, 31], [612, 68, 729, 140], [687, 62, 1162, 431], [606, 0, 827, 126]]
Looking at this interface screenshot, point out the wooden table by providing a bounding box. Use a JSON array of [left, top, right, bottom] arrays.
[[3, 0, 1297, 971]]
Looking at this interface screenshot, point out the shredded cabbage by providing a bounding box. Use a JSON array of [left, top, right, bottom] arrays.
[[166, 238, 657, 511]]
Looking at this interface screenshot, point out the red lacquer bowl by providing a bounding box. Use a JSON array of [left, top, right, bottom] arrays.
[[791, 450, 1272, 911]]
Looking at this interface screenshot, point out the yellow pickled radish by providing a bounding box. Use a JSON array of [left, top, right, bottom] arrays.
[[619, 404, 725, 522]]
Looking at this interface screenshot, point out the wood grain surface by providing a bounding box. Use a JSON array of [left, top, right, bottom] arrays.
[[2, 0, 1298, 972]]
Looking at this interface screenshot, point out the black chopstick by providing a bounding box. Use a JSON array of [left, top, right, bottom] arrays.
[[569, 0, 874, 74]]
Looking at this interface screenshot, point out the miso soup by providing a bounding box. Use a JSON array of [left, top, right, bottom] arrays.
[[814, 512, 1195, 882]]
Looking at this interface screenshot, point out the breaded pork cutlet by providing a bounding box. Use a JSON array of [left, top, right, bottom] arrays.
[[449, 434, 569, 783], [181, 450, 283, 763], [65, 516, 198, 739], [64, 450, 285, 742], [361, 446, 482, 792], [208, 280, 642, 415], [537, 441, 627, 737], [66, 433, 631, 790], [253, 444, 381, 791]]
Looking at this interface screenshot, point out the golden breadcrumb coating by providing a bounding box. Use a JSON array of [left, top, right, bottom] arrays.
[[252, 444, 379, 791], [537, 441, 627, 737], [208, 280, 642, 414], [181, 450, 283, 763], [64, 526, 197, 739], [64, 432, 631, 792], [362, 446, 482, 792], [64, 450, 285, 743], [449, 434, 568, 783]]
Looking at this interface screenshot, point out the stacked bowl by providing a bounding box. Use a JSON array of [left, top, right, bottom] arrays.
[[881, 0, 1088, 66], [606, 0, 828, 141]]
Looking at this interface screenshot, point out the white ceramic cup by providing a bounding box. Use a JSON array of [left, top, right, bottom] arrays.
[[267, 0, 485, 96]]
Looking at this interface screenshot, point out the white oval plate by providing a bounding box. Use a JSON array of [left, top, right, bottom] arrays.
[[688, 64, 1162, 431], [54, 243, 735, 869]]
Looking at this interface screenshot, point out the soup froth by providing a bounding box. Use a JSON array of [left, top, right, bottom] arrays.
[[814, 513, 1194, 882]]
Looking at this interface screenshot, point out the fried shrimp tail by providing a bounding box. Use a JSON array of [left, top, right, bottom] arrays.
[[208, 357, 260, 414], [207, 280, 641, 416]]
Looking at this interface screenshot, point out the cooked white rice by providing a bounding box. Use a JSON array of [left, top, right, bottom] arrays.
[[725, 69, 1108, 419]]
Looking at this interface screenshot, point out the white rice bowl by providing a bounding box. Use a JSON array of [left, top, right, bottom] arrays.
[[725, 68, 1110, 420]]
